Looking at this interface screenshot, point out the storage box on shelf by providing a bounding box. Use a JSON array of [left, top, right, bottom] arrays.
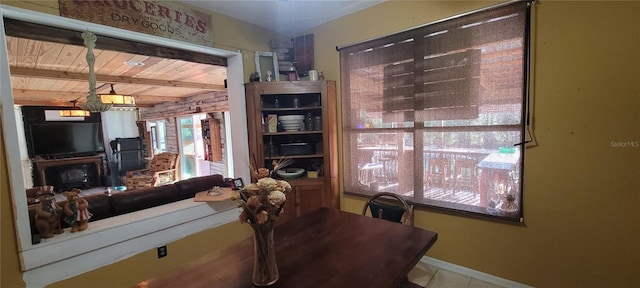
[[245, 80, 338, 222]]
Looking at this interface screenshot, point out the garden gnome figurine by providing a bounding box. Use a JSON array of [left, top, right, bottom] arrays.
[[34, 189, 63, 238], [62, 189, 93, 232]]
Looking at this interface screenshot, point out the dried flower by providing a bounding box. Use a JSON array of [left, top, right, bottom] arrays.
[[268, 190, 286, 206], [256, 210, 269, 224], [233, 163, 292, 224], [251, 168, 271, 179]]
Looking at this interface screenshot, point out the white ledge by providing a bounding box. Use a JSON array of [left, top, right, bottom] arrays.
[[22, 199, 239, 288]]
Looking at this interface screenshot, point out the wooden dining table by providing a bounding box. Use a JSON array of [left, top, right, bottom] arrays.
[[137, 207, 438, 288]]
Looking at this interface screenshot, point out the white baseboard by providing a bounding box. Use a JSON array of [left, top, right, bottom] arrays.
[[420, 256, 535, 288]]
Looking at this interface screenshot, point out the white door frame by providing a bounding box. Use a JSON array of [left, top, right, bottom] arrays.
[[177, 114, 209, 179]]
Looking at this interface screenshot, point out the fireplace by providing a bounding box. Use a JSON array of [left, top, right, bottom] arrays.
[[32, 155, 104, 192], [44, 164, 97, 192], [60, 167, 88, 186]]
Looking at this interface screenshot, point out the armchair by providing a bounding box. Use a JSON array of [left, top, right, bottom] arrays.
[[125, 152, 180, 190]]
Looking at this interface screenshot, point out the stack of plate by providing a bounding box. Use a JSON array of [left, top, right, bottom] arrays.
[[279, 115, 304, 131]]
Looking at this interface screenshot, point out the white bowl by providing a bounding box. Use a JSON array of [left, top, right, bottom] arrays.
[[276, 168, 305, 179], [280, 119, 303, 124], [279, 115, 304, 121], [282, 125, 301, 131]]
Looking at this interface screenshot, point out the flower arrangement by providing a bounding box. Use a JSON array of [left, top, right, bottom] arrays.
[[232, 159, 293, 224], [232, 159, 294, 286]]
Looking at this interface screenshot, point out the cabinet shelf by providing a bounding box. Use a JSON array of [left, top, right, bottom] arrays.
[[264, 131, 323, 136], [286, 176, 325, 184], [266, 154, 323, 160], [262, 107, 322, 112]]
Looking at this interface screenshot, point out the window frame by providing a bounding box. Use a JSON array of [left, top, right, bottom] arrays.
[[148, 119, 168, 155], [339, 1, 530, 222]]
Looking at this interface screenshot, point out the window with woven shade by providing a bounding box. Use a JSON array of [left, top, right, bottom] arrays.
[[339, 1, 530, 221]]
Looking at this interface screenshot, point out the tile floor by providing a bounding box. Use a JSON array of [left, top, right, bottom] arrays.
[[408, 262, 505, 288]]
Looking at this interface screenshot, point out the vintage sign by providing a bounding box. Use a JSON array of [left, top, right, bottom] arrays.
[[59, 0, 213, 46]]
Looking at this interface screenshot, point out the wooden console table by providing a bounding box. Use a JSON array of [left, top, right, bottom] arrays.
[[33, 156, 102, 187]]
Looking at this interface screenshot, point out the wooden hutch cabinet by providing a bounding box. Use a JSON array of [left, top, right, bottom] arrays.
[[245, 80, 338, 222]]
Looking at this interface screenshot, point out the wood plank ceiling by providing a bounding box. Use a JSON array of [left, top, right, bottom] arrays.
[[6, 36, 228, 108]]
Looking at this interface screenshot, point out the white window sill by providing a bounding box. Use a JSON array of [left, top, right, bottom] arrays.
[[22, 199, 239, 288]]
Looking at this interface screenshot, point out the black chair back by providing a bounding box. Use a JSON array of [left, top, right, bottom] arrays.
[[362, 192, 414, 226]]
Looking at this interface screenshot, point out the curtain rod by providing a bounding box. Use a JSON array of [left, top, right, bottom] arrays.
[[336, 0, 533, 51]]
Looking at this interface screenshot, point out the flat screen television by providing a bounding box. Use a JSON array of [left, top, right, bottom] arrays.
[[29, 122, 105, 158]]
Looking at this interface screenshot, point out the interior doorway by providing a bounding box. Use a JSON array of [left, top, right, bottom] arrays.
[[177, 114, 210, 179]]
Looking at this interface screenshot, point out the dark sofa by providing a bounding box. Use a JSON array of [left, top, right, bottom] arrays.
[[29, 174, 229, 243]]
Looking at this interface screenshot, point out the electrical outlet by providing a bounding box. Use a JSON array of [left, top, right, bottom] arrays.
[[157, 245, 167, 258]]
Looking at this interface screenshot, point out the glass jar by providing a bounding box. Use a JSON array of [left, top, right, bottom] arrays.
[[314, 116, 322, 131], [305, 113, 313, 131], [287, 67, 298, 81], [292, 96, 299, 108]]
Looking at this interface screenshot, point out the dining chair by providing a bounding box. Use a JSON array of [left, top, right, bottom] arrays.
[[452, 158, 479, 196], [362, 192, 413, 226], [426, 157, 449, 191]]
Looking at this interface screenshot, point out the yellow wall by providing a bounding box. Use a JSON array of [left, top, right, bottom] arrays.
[[47, 223, 252, 288], [1, 118, 25, 288], [314, 1, 639, 287], [2, 1, 639, 287]]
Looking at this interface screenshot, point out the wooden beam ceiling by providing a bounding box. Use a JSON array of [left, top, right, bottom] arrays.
[[5, 18, 228, 108], [11, 89, 185, 105], [9, 67, 226, 91]]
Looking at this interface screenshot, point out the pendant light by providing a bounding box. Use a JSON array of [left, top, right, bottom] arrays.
[[78, 31, 112, 112], [59, 100, 90, 117], [99, 84, 135, 106]]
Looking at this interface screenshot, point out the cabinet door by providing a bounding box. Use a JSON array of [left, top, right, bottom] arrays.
[[295, 182, 325, 217], [279, 190, 296, 224]]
